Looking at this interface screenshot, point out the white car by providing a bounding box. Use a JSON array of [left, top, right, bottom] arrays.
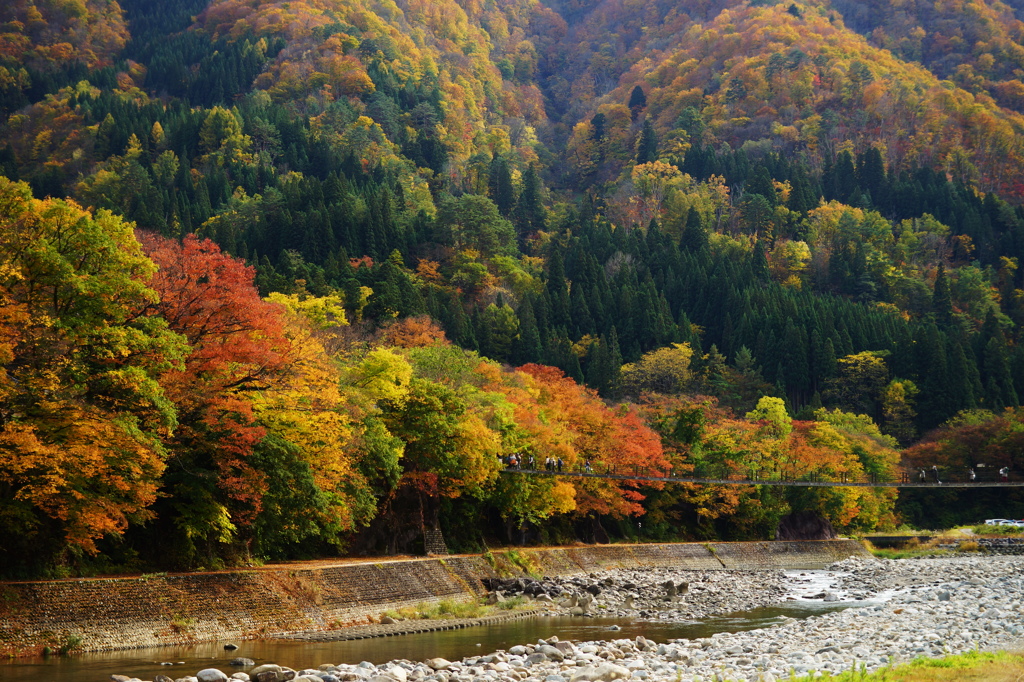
[[984, 519, 1013, 525]]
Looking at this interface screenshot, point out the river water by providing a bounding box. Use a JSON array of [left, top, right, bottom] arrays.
[[0, 572, 868, 682]]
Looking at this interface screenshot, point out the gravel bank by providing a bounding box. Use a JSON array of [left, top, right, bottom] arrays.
[[483, 567, 792, 620], [114, 556, 1024, 682]]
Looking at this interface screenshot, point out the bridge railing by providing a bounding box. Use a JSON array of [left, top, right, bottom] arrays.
[[508, 461, 1016, 486]]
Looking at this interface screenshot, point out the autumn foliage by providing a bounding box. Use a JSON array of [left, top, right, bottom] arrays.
[[0, 178, 185, 561], [636, 394, 900, 538], [0, 0, 129, 69], [6, 0, 1024, 575], [0, 194, 684, 572]]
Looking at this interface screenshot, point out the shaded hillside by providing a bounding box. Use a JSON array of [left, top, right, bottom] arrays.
[[573, 2, 1024, 198], [831, 0, 1024, 112]]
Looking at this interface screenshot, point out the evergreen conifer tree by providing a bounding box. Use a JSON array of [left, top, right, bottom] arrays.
[[636, 120, 658, 164], [932, 263, 953, 325], [628, 85, 647, 118]]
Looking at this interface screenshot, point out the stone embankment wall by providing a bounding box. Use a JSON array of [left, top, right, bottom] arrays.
[[952, 537, 1024, 554], [0, 540, 866, 658]]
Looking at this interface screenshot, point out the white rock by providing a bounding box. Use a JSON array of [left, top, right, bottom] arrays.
[[569, 664, 631, 682], [426, 659, 453, 671], [196, 670, 229, 682]]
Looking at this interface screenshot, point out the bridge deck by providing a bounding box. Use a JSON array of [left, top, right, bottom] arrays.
[[499, 468, 1024, 488]]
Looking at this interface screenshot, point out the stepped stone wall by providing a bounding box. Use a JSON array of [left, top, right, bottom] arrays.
[[0, 540, 868, 657]]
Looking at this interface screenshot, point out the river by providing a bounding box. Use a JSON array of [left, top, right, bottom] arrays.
[[0, 603, 863, 681]]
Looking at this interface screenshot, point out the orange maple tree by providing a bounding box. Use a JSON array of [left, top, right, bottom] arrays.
[[518, 363, 670, 518]]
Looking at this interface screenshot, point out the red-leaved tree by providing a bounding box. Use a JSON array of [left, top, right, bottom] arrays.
[[139, 232, 292, 565]]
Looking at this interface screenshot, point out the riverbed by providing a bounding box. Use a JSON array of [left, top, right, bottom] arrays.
[[0, 603, 856, 682], [3, 556, 1022, 682]]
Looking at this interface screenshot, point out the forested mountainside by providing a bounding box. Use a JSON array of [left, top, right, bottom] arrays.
[[0, 0, 1022, 577]]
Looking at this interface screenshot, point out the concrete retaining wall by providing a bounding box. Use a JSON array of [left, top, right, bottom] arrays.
[[0, 540, 868, 657]]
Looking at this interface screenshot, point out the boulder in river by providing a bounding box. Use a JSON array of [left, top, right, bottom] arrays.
[[197, 669, 230, 682], [249, 666, 282, 676], [385, 664, 407, 682], [537, 645, 564, 661], [569, 664, 632, 682], [425, 658, 452, 671]]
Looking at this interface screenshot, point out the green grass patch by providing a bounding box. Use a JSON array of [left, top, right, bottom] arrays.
[[57, 634, 83, 655], [496, 595, 526, 610], [505, 549, 543, 579], [169, 615, 194, 633], [787, 650, 1024, 681], [381, 594, 534, 622], [387, 599, 491, 620]]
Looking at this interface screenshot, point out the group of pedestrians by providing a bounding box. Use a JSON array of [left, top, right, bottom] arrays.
[[544, 456, 564, 472], [915, 466, 1013, 483], [969, 466, 1011, 482], [501, 453, 568, 471], [502, 453, 534, 469]]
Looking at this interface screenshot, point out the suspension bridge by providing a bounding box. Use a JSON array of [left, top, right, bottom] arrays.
[[498, 466, 1024, 488]]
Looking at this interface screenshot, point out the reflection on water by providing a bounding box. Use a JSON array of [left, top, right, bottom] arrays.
[[0, 601, 863, 682]]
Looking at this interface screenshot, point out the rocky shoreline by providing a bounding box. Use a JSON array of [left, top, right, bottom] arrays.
[[110, 556, 1024, 682], [480, 568, 792, 621]]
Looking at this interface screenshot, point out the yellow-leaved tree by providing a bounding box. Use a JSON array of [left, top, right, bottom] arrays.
[[0, 178, 187, 569]]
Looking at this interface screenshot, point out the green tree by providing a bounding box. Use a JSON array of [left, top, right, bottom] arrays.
[[586, 331, 622, 397], [824, 351, 889, 420], [636, 120, 658, 164], [932, 263, 953, 325], [436, 194, 517, 258], [488, 156, 516, 218], [199, 106, 249, 158], [745, 166, 777, 207], [515, 165, 547, 237], [380, 377, 501, 549], [742, 195, 774, 237], [680, 207, 709, 253], [479, 302, 520, 362], [746, 396, 793, 438], [628, 85, 648, 116]]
